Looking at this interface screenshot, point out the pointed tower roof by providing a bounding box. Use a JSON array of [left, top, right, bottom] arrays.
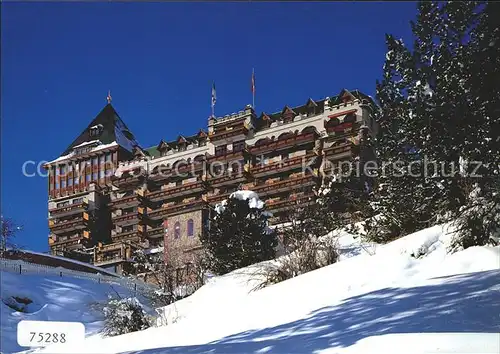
[[60, 103, 140, 156]]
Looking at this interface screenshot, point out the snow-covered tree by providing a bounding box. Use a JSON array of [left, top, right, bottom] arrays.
[[370, 1, 499, 245], [201, 191, 278, 275], [102, 297, 152, 337]]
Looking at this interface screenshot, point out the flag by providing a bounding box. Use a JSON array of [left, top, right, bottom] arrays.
[[211, 82, 216, 107], [251, 69, 255, 94]]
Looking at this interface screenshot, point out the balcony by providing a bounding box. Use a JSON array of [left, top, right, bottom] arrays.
[[249, 132, 316, 155], [111, 229, 142, 243], [112, 211, 141, 226], [265, 193, 315, 213], [252, 175, 317, 198], [250, 153, 316, 178], [176, 162, 205, 176], [111, 168, 146, 187], [206, 192, 230, 204], [209, 126, 248, 141], [145, 226, 165, 239], [323, 142, 353, 161], [149, 166, 172, 182], [148, 199, 204, 219], [206, 172, 246, 188], [207, 149, 247, 163], [49, 212, 89, 234], [148, 181, 205, 202], [94, 253, 127, 266], [48, 231, 90, 247], [49, 200, 87, 218], [109, 193, 142, 208]]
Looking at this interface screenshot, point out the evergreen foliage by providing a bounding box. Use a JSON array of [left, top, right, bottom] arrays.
[[369, 1, 500, 247], [201, 195, 278, 275]]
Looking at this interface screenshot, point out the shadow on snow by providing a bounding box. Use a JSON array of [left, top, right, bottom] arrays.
[[129, 269, 500, 354]]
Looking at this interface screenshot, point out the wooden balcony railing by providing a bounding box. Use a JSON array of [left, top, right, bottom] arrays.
[[206, 172, 246, 187], [207, 149, 247, 163], [111, 230, 141, 242], [112, 212, 141, 225], [252, 175, 316, 197], [48, 231, 90, 246], [146, 226, 164, 238], [49, 212, 89, 233], [49, 201, 87, 217], [148, 181, 205, 202], [265, 193, 315, 212], [109, 193, 141, 208], [209, 126, 248, 141], [249, 132, 315, 155], [148, 199, 204, 219], [250, 153, 316, 177]]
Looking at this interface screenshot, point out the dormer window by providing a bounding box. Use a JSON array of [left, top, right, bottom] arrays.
[[89, 124, 103, 137]]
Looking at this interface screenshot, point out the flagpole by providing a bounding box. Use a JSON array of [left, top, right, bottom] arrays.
[[252, 68, 255, 110]]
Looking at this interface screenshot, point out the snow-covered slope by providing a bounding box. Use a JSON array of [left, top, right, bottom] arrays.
[[0, 272, 153, 354], [31, 223, 500, 354]]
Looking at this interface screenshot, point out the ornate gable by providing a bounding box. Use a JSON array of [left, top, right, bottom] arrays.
[[281, 106, 296, 123]]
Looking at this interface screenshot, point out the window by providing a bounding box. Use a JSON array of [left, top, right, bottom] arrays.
[[187, 219, 194, 237], [105, 153, 112, 162], [68, 178, 73, 186], [92, 157, 98, 166], [60, 165, 66, 176], [74, 177, 79, 185], [61, 179, 66, 188], [174, 222, 181, 239], [73, 197, 83, 204], [86, 174, 91, 182], [215, 145, 227, 156], [68, 164, 73, 172], [57, 201, 70, 208], [92, 172, 98, 181], [233, 140, 245, 152], [99, 170, 105, 179], [55, 181, 60, 189]]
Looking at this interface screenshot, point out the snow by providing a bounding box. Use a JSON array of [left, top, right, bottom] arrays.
[[72, 140, 101, 149], [215, 190, 265, 213], [46, 142, 119, 165], [114, 159, 148, 178], [0, 271, 153, 354], [25, 222, 500, 354], [10, 249, 120, 277]]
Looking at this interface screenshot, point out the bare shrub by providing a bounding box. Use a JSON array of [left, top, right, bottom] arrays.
[[254, 235, 339, 290]]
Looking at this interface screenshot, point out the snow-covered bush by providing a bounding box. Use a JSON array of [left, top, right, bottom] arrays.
[[256, 236, 338, 289], [449, 186, 500, 252], [102, 297, 153, 337]]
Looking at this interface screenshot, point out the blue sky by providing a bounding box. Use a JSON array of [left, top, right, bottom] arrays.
[[1, 2, 417, 252]]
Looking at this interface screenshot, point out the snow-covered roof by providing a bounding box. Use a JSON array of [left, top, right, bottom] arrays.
[[46, 141, 119, 165], [72, 140, 101, 149]]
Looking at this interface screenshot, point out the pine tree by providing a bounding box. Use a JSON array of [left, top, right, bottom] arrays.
[[201, 195, 278, 275], [371, 1, 495, 242]]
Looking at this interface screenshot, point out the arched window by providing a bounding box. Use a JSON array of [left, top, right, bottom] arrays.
[[187, 219, 194, 237], [174, 222, 181, 239]]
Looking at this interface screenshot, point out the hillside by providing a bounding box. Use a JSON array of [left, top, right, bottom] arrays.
[[0, 271, 154, 354], [30, 223, 500, 354]]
